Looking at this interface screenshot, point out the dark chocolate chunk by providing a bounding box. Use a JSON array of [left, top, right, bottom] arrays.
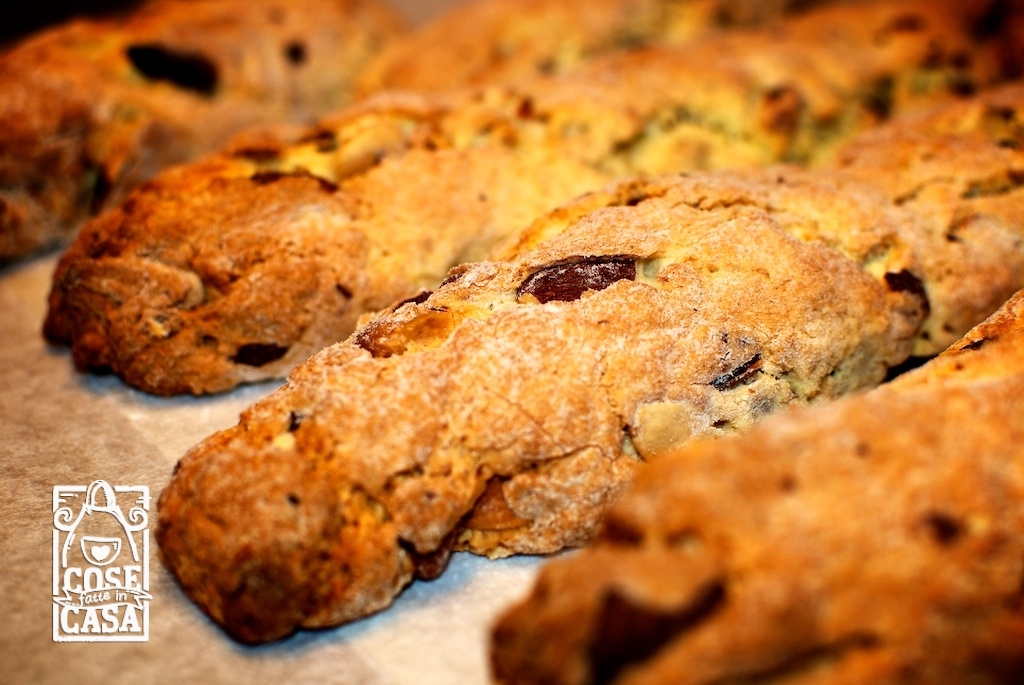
[[126, 44, 219, 95], [923, 511, 964, 546], [588, 580, 726, 685], [284, 41, 307, 66], [711, 354, 763, 391], [518, 257, 636, 304], [884, 270, 931, 317], [232, 343, 289, 367]]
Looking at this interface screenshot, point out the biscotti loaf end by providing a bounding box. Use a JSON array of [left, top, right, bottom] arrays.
[[0, 0, 406, 261]]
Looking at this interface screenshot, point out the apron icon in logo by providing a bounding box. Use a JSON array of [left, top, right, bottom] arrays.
[[53, 480, 151, 642]]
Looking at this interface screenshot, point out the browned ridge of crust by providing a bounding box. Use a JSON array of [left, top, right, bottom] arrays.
[[490, 289, 1024, 685], [158, 127, 1017, 643], [0, 0, 406, 262], [44, 0, 1024, 395]]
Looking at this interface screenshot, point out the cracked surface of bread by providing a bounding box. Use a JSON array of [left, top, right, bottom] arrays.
[[0, 0, 405, 261], [157, 169, 928, 643], [490, 290, 1024, 685], [44, 0, 1023, 395]]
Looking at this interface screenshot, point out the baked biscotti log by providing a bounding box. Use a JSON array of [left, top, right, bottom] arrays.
[[156, 165, 939, 643], [44, 0, 1023, 395], [0, 0, 405, 262], [490, 289, 1024, 685], [353, 0, 841, 96], [833, 84, 1024, 355]]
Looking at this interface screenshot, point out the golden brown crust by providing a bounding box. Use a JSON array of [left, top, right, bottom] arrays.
[[45, 0, 1022, 395], [157, 168, 931, 643], [0, 0, 405, 261], [490, 290, 1024, 685]]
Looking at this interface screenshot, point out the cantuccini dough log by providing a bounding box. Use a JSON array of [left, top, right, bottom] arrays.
[[490, 290, 1024, 685], [156, 167, 933, 643], [0, 0, 405, 261], [45, 0, 1023, 394], [354, 0, 845, 96]]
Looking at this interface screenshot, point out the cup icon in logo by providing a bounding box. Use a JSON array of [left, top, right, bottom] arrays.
[[80, 536, 122, 566]]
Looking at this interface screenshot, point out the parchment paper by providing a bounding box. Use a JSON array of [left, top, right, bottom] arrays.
[[0, 3, 549, 683]]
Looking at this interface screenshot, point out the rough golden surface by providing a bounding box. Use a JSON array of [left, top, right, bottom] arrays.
[[45, 0, 1022, 394], [0, 0, 405, 261], [157, 168, 932, 643], [490, 290, 1024, 685]]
